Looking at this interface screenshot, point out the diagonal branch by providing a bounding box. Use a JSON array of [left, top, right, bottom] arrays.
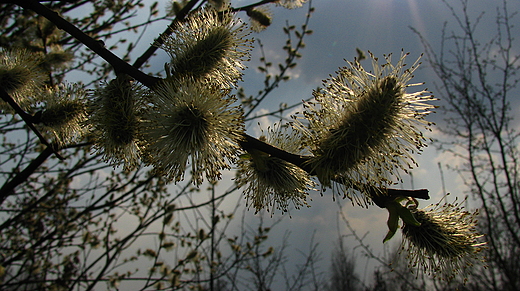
[[0, 146, 54, 205], [0, 88, 63, 160], [240, 134, 430, 203], [13, 0, 161, 88]]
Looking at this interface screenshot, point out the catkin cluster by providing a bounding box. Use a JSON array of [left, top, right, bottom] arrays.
[[0, 0, 485, 281]]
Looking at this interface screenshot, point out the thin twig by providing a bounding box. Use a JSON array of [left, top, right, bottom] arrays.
[[0, 88, 63, 159]]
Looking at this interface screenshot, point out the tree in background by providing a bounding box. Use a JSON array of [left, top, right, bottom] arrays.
[[414, 0, 520, 290], [0, 0, 487, 289], [326, 238, 361, 291]]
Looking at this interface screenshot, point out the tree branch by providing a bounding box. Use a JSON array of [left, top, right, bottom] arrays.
[[240, 134, 430, 203], [13, 0, 161, 88], [0, 88, 63, 160], [0, 146, 54, 205]]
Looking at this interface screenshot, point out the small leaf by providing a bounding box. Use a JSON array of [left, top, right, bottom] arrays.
[[383, 227, 398, 243], [383, 202, 400, 243], [143, 249, 157, 257], [239, 153, 251, 160], [198, 229, 206, 240], [185, 250, 198, 261], [397, 205, 421, 226]]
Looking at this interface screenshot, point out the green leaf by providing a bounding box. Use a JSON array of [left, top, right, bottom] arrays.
[[383, 228, 398, 243], [239, 153, 251, 160], [397, 205, 421, 226], [383, 202, 400, 243]]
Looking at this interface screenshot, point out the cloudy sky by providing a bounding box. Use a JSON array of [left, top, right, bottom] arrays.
[[70, 0, 518, 288], [221, 0, 520, 287]]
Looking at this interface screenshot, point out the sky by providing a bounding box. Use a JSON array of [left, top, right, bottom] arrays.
[[64, 0, 519, 288]]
